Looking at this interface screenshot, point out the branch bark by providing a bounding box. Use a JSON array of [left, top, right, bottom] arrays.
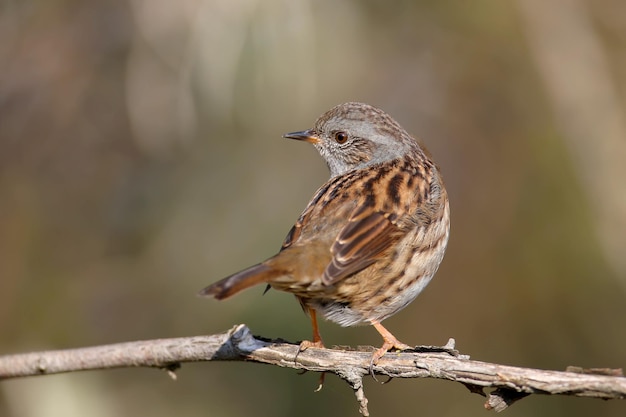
[[1, 325, 624, 416]]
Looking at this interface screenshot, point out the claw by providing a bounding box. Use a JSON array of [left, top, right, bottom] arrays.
[[313, 372, 326, 392]]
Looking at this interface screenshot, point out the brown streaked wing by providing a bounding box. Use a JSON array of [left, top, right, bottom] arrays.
[[322, 208, 404, 285]]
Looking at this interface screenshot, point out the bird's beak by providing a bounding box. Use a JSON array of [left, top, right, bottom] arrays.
[[283, 129, 320, 144]]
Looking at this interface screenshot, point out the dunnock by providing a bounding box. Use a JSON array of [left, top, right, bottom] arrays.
[[200, 102, 450, 364]]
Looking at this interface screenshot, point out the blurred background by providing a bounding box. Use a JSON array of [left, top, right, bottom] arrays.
[[1, 0, 625, 416]]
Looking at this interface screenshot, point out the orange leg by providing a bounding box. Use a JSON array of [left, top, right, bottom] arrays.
[[299, 307, 325, 350], [370, 320, 412, 365], [296, 307, 326, 391]]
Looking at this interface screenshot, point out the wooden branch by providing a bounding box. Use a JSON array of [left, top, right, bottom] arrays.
[[1, 325, 624, 416]]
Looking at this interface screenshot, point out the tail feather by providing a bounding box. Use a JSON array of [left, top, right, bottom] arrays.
[[199, 263, 282, 300]]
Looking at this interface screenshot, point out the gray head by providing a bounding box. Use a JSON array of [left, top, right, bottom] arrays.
[[284, 102, 423, 177]]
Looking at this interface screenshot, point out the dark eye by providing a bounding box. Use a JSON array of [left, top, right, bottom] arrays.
[[334, 131, 348, 144]]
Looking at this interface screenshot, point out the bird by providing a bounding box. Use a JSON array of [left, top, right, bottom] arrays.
[[199, 102, 450, 365]]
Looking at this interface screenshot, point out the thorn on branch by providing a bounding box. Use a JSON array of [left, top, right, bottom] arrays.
[[408, 338, 464, 358], [485, 388, 530, 412]]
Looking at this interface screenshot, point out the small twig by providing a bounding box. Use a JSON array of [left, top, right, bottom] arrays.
[[1, 325, 624, 416]]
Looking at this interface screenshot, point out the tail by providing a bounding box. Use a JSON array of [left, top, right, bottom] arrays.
[[198, 263, 283, 300]]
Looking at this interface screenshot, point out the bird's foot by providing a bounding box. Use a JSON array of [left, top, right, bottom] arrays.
[[370, 338, 411, 368], [298, 339, 325, 352]]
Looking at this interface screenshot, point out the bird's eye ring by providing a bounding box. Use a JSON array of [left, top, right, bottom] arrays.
[[334, 131, 348, 144]]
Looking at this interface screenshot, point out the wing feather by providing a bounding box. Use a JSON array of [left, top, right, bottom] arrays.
[[322, 209, 403, 285]]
